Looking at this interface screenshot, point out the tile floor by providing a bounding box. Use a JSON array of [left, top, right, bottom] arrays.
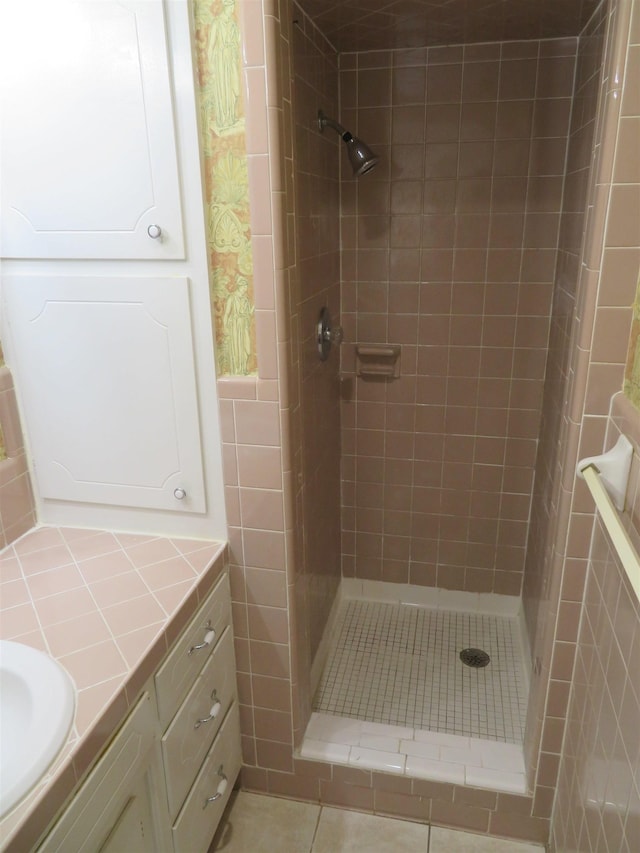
[[210, 791, 545, 852]]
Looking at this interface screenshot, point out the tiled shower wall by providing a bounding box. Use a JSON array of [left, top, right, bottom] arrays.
[[291, 11, 342, 673], [521, 0, 610, 792], [523, 0, 609, 697], [339, 39, 577, 595]]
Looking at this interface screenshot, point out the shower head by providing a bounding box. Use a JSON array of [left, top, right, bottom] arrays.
[[318, 110, 379, 177]]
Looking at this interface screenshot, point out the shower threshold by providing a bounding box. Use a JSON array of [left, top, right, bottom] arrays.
[[300, 585, 529, 795], [300, 712, 527, 794]]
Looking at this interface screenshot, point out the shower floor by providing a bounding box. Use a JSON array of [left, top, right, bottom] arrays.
[[313, 598, 528, 744]]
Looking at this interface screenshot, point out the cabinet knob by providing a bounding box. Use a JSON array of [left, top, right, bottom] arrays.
[[174, 487, 187, 500], [147, 223, 162, 239]]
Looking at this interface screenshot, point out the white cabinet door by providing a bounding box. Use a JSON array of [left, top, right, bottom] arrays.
[[0, 0, 184, 259], [3, 275, 206, 513], [39, 693, 172, 853], [98, 785, 156, 853]]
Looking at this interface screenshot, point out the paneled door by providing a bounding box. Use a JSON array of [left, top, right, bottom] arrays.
[[0, 0, 184, 259], [3, 275, 206, 513]]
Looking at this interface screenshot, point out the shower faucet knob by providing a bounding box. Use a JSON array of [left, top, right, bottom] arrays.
[[328, 325, 343, 345], [317, 306, 342, 361]]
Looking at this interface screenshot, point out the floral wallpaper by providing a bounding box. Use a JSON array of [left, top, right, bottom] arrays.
[[624, 274, 640, 410], [193, 0, 257, 375]]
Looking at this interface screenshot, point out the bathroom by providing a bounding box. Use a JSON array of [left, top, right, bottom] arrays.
[[0, 0, 639, 850]]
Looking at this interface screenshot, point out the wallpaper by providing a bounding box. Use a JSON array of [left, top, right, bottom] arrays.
[[193, 0, 257, 376], [624, 274, 640, 410]]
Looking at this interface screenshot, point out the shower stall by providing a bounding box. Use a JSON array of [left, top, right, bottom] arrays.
[[231, 0, 637, 843], [285, 0, 606, 809]]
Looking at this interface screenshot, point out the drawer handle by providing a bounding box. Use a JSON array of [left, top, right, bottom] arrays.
[[194, 692, 222, 729], [188, 621, 216, 656], [203, 765, 227, 808]]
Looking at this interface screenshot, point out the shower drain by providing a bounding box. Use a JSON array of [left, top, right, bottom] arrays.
[[459, 648, 491, 668]]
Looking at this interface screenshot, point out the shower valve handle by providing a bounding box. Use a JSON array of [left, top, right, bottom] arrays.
[[317, 306, 342, 361], [322, 324, 343, 345]]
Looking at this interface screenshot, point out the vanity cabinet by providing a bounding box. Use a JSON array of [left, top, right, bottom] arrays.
[[161, 629, 237, 819], [157, 572, 240, 845], [38, 692, 171, 853], [171, 704, 241, 852], [38, 571, 240, 853]]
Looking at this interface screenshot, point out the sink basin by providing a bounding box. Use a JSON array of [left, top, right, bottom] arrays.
[[0, 640, 75, 818]]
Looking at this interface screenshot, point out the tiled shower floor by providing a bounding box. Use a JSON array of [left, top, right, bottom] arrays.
[[314, 598, 528, 744], [302, 594, 529, 792]]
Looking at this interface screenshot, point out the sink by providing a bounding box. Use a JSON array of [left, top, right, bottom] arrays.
[[0, 640, 75, 818]]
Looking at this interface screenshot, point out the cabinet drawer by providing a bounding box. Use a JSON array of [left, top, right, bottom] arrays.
[[39, 693, 157, 852], [162, 626, 237, 819], [171, 704, 241, 853], [155, 573, 231, 729]]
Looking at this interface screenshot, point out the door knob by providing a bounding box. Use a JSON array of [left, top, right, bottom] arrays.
[[147, 224, 162, 239]]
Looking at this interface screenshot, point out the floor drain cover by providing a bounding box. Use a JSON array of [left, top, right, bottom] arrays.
[[460, 648, 491, 668]]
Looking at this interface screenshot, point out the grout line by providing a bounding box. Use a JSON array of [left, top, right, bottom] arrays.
[[309, 804, 324, 853]]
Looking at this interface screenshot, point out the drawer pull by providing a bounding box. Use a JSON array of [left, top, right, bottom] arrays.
[[188, 621, 216, 656], [194, 692, 222, 729], [203, 765, 227, 807]]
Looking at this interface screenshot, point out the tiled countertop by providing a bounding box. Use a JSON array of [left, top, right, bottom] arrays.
[[0, 525, 227, 851]]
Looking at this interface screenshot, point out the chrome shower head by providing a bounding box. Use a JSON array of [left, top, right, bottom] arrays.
[[318, 110, 379, 177]]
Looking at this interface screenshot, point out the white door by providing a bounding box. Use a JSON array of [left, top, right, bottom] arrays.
[[0, 0, 184, 259], [3, 275, 206, 513]]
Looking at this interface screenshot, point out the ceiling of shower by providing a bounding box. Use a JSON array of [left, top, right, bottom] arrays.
[[295, 0, 600, 53]]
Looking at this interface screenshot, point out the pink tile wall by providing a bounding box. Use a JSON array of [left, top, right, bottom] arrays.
[[0, 366, 36, 547], [551, 396, 640, 852], [291, 12, 342, 669], [522, 2, 608, 676], [339, 40, 576, 595], [518, 0, 640, 842], [547, 0, 640, 847], [232, 0, 340, 774], [227, 0, 298, 775], [521, 5, 610, 790]]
